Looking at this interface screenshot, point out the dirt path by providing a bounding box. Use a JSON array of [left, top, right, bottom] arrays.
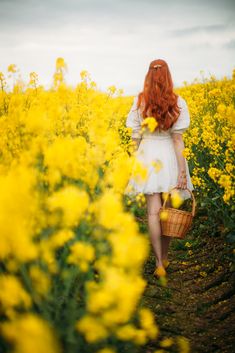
[[137, 217, 235, 353]]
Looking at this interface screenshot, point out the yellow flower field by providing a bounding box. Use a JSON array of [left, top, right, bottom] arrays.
[[0, 58, 234, 353]]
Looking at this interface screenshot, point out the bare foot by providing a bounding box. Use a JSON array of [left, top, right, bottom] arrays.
[[155, 260, 163, 267], [156, 258, 169, 268]]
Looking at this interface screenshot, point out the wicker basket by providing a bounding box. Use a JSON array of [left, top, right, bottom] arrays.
[[159, 187, 196, 239]]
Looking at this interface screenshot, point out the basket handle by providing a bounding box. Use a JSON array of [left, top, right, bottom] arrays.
[[162, 187, 196, 217]]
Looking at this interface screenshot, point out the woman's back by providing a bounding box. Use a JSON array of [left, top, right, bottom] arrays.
[[126, 94, 190, 140]]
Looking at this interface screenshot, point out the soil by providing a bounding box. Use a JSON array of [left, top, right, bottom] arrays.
[[137, 216, 235, 353]]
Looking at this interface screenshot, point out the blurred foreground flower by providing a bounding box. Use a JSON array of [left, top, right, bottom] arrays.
[[0, 313, 62, 353], [171, 189, 184, 208], [141, 117, 158, 132], [151, 159, 163, 173], [159, 210, 168, 221]]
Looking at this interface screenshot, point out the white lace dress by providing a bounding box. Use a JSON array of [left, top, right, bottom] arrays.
[[124, 95, 194, 200]]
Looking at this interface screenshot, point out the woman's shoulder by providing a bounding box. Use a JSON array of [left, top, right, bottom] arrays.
[[177, 95, 187, 107]]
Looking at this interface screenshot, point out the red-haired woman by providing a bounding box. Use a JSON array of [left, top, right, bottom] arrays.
[[124, 59, 194, 278]]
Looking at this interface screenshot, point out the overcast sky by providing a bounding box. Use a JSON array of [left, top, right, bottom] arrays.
[[0, 0, 234, 95]]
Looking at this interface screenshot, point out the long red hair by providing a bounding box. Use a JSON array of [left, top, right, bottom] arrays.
[[136, 59, 181, 132]]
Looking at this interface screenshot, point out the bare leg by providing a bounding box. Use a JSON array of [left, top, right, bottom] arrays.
[[145, 193, 163, 267], [160, 193, 172, 262], [161, 235, 171, 261]]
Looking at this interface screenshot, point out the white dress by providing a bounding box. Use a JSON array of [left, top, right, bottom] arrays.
[[124, 95, 194, 200]]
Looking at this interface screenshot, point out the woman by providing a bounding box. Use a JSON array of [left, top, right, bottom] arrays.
[[124, 59, 194, 278]]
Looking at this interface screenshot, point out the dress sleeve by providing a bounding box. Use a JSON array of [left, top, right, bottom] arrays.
[[170, 97, 190, 134], [125, 96, 142, 138]]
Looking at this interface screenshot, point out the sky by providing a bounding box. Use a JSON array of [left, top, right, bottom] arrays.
[[0, 0, 234, 95]]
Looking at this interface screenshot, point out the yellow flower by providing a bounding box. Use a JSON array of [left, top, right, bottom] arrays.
[[199, 271, 207, 277], [96, 348, 116, 353], [29, 72, 38, 86], [67, 241, 95, 271], [86, 266, 146, 325], [116, 324, 138, 340], [159, 210, 168, 221], [76, 315, 109, 342], [132, 329, 148, 345], [56, 57, 67, 70], [108, 86, 117, 94], [29, 266, 51, 296], [0, 165, 39, 262], [218, 174, 231, 188], [0, 313, 62, 353], [92, 189, 124, 229], [0, 275, 32, 313], [80, 70, 90, 80], [176, 336, 190, 353], [171, 189, 184, 208], [162, 192, 169, 202], [8, 64, 17, 73], [141, 117, 158, 132], [151, 159, 163, 173], [217, 103, 226, 114], [182, 147, 190, 159], [131, 159, 148, 183], [47, 186, 89, 227], [109, 228, 149, 269], [138, 307, 159, 339], [160, 337, 174, 347], [49, 229, 75, 249]]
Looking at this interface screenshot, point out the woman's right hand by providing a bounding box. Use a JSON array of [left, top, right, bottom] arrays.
[[176, 170, 187, 189]]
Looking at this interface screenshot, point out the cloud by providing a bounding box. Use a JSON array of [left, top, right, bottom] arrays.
[[0, 0, 234, 94], [223, 39, 235, 49], [1, 0, 233, 31], [167, 24, 230, 37]]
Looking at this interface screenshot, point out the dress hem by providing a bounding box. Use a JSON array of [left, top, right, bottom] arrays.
[[124, 187, 195, 199]]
